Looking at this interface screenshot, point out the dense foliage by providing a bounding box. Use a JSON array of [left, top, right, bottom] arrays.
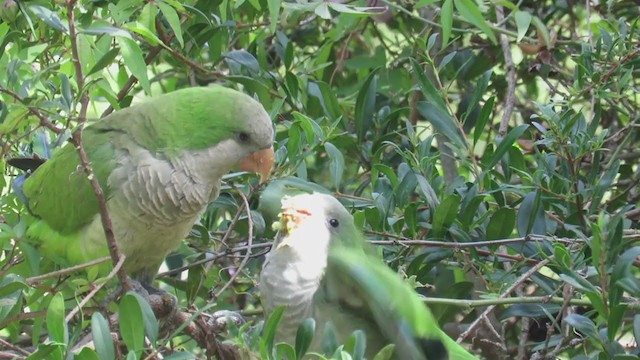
[[1, 0, 640, 359]]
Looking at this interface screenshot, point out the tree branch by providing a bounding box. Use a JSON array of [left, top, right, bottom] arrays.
[[66, 0, 131, 290]]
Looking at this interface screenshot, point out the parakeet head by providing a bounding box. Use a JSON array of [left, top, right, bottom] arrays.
[[133, 86, 275, 182], [273, 193, 356, 256]]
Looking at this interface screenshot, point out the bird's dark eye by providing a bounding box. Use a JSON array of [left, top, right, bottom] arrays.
[[238, 132, 250, 142], [329, 219, 339, 228]]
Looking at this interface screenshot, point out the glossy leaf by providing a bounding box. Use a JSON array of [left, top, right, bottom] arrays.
[[119, 292, 145, 356], [92, 312, 115, 360]]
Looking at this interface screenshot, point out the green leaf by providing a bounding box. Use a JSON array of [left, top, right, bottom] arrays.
[[157, 1, 184, 48], [516, 190, 546, 236], [564, 314, 598, 339], [124, 23, 163, 46], [163, 353, 197, 360], [441, 0, 453, 46], [634, 314, 640, 346], [324, 142, 345, 189], [82, 25, 132, 38], [268, 0, 281, 33], [453, 0, 497, 44], [514, 11, 532, 42], [275, 343, 296, 359], [553, 243, 572, 269], [608, 304, 627, 342], [116, 37, 150, 94], [467, 70, 492, 119], [119, 292, 145, 356], [92, 312, 115, 360], [314, 2, 331, 19], [372, 344, 395, 360], [308, 80, 341, 121], [431, 194, 461, 238], [472, 96, 495, 145], [484, 124, 529, 169], [486, 207, 515, 240], [327, 3, 385, 16], [415, 0, 437, 7], [354, 68, 380, 141], [409, 57, 447, 113], [75, 348, 101, 360], [28, 5, 67, 33], [417, 102, 466, 150], [531, 16, 551, 49], [295, 318, 315, 359], [59, 73, 73, 112], [128, 292, 159, 345], [261, 305, 285, 356], [46, 293, 68, 344], [344, 330, 366, 359], [87, 48, 120, 76]]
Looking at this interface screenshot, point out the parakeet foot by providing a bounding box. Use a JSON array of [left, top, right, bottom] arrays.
[[207, 310, 247, 333], [101, 278, 149, 307], [102, 279, 178, 320]]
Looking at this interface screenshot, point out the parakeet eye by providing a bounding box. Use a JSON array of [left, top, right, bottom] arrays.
[[237, 132, 250, 142], [328, 218, 339, 228]]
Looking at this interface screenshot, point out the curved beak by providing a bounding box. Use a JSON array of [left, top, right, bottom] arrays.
[[237, 146, 275, 184]]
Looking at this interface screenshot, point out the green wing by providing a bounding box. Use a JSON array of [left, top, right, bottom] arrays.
[[326, 247, 478, 360], [23, 127, 116, 235]]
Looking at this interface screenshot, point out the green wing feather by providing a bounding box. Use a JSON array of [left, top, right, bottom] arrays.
[[326, 247, 478, 360], [23, 128, 116, 235]]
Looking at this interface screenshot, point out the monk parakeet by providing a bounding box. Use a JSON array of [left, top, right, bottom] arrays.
[[259, 193, 477, 360], [17, 86, 275, 284]]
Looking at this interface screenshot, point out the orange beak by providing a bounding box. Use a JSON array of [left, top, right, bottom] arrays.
[[237, 146, 275, 184]]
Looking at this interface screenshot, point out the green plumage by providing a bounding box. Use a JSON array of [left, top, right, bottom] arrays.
[[260, 193, 478, 360], [20, 86, 274, 280]]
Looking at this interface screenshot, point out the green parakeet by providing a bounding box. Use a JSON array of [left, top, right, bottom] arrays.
[[259, 193, 477, 360], [18, 86, 275, 284]]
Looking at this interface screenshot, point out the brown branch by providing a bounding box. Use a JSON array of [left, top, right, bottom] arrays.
[[0, 88, 62, 134], [0, 338, 29, 356], [0, 310, 47, 331], [495, 5, 516, 137], [66, 0, 131, 290], [166, 47, 225, 78]]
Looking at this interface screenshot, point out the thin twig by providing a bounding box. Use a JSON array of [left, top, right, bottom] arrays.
[[0, 87, 62, 134], [0, 338, 29, 356], [457, 256, 554, 343], [65, 256, 125, 322], [369, 236, 581, 248], [26, 256, 111, 285], [213, 189, 254, 299], [158, 243, 272, 278]]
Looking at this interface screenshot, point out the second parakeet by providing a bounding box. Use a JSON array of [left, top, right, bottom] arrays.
[[17, 86, 275, 284], [259, 193, 478, 360]]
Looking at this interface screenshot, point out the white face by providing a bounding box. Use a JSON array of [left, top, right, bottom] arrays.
[[275, 193, 352, 255]]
